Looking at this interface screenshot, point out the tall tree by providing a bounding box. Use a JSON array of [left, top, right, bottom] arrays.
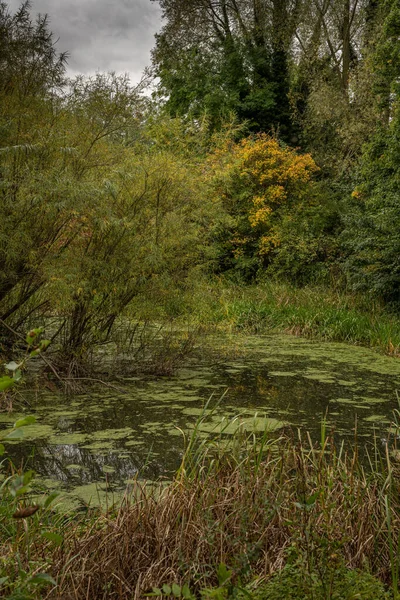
[[342, 0, 400, 303], [151, 0, 302, 139]]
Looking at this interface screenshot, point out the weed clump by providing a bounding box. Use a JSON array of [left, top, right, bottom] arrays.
[[48, 429, 398, 599]]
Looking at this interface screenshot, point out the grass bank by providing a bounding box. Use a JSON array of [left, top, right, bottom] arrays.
[[183, 279, 400, 356], [2, 417, 400, 599]]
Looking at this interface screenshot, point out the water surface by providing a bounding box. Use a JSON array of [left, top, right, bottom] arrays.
[[4, 334, 400, 505]]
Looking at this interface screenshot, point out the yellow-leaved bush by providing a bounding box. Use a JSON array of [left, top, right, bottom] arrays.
[[207, 134, 335, 281]]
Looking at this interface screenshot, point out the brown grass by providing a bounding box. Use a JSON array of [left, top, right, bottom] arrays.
[[47, 432, 398, 600]]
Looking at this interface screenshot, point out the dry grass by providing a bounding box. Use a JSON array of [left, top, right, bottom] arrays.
[[47, 432, 398, 600]]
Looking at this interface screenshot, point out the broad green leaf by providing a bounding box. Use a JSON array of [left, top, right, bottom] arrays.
[[0, 444, 4, 456], [0, 377, 15, 392], [217, 563, 232, 586], [151, 588, 162, 596], [13, 369, 22, 382], [14, 416, 36, 428], [162, 584, 172, 595], [182, 584, 193, 600], [172, 583, 181, 598], [5, 428, 24, 440], [0, 576, 9, 586]]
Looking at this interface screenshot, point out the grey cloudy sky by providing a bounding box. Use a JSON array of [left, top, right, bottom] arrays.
[[6, 0, 163, 84]]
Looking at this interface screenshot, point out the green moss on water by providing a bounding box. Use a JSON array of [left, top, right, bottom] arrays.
[[198, 415, 285, 434], [269, 371, 298, 377], [182, 407, 213, 416], [125, 440, 144, 447], [62, 483, 122, 508], [363, 415, 390, 423], [4, 331, 400, 506], [89, 428, 133, 441], [357, 397, 391, 404], [19, 423, 54, 439], [81, 441, 115, 451], [49, 432, 88, 445], [303, 375, 336, 383]]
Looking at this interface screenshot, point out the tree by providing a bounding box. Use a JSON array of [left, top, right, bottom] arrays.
[[342, 0, 400, 303], [206, 133, 335, 281], [0, 1, 66, 97], [151, 0, 301, 139], [0, 1, 69, 342]]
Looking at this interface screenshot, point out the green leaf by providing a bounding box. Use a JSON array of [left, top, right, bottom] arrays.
[[162, 584, 172, 595], [14, 416, 36, 428], [15, 485, 31, 497], [23, 470, 34, 486], [172, 583, 182, 598], [0, 576, 9, 587], [39, 339, 51, 351], [13, 369, 22, 382], [182, 584, 193, 600], [0, 377, 15, 392], [217, 563, 232, 586], [29, 348, 41, 358], [151, 588, 163, 596], [44, 491, 60, 508], [26, 328, 44, 346], [42, 531, 63, 546], [5, 428, 24, 440], [0, 444, 4, 456], [29, 572, 56, 586]]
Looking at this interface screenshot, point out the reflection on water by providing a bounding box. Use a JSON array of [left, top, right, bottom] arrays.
[[3, 334, 400, 504]]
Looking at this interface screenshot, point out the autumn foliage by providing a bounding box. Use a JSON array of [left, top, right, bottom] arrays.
[[208, 134, 323, 278]]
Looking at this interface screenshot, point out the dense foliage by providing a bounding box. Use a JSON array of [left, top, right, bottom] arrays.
[[3, 2, 400, 598], [1, 0, 400, 365], [207, 133, 338, 281]]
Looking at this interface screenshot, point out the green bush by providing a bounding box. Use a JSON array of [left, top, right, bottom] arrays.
[[243, 564, 390, 600]]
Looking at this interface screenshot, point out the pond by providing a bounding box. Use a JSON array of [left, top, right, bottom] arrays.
[[3, 333, 400, 506]]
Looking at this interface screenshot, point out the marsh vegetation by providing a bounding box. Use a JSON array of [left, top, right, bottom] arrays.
[[2, 0, 400, 597]]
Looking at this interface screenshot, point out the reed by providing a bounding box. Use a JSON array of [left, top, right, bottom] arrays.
[[48, 424, 398, 599], [188, 279, 400, 356]]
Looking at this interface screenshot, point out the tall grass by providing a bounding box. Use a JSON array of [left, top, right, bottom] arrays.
[[2, 408, 400, 598], [43, 423, 400, 599], [184, 279, 400, 355]]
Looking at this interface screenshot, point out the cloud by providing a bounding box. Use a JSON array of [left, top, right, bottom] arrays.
[[5, 0, 162, 83]]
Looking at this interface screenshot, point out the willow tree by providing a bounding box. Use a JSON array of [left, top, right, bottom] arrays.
[[0, 1, 68, 342]]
